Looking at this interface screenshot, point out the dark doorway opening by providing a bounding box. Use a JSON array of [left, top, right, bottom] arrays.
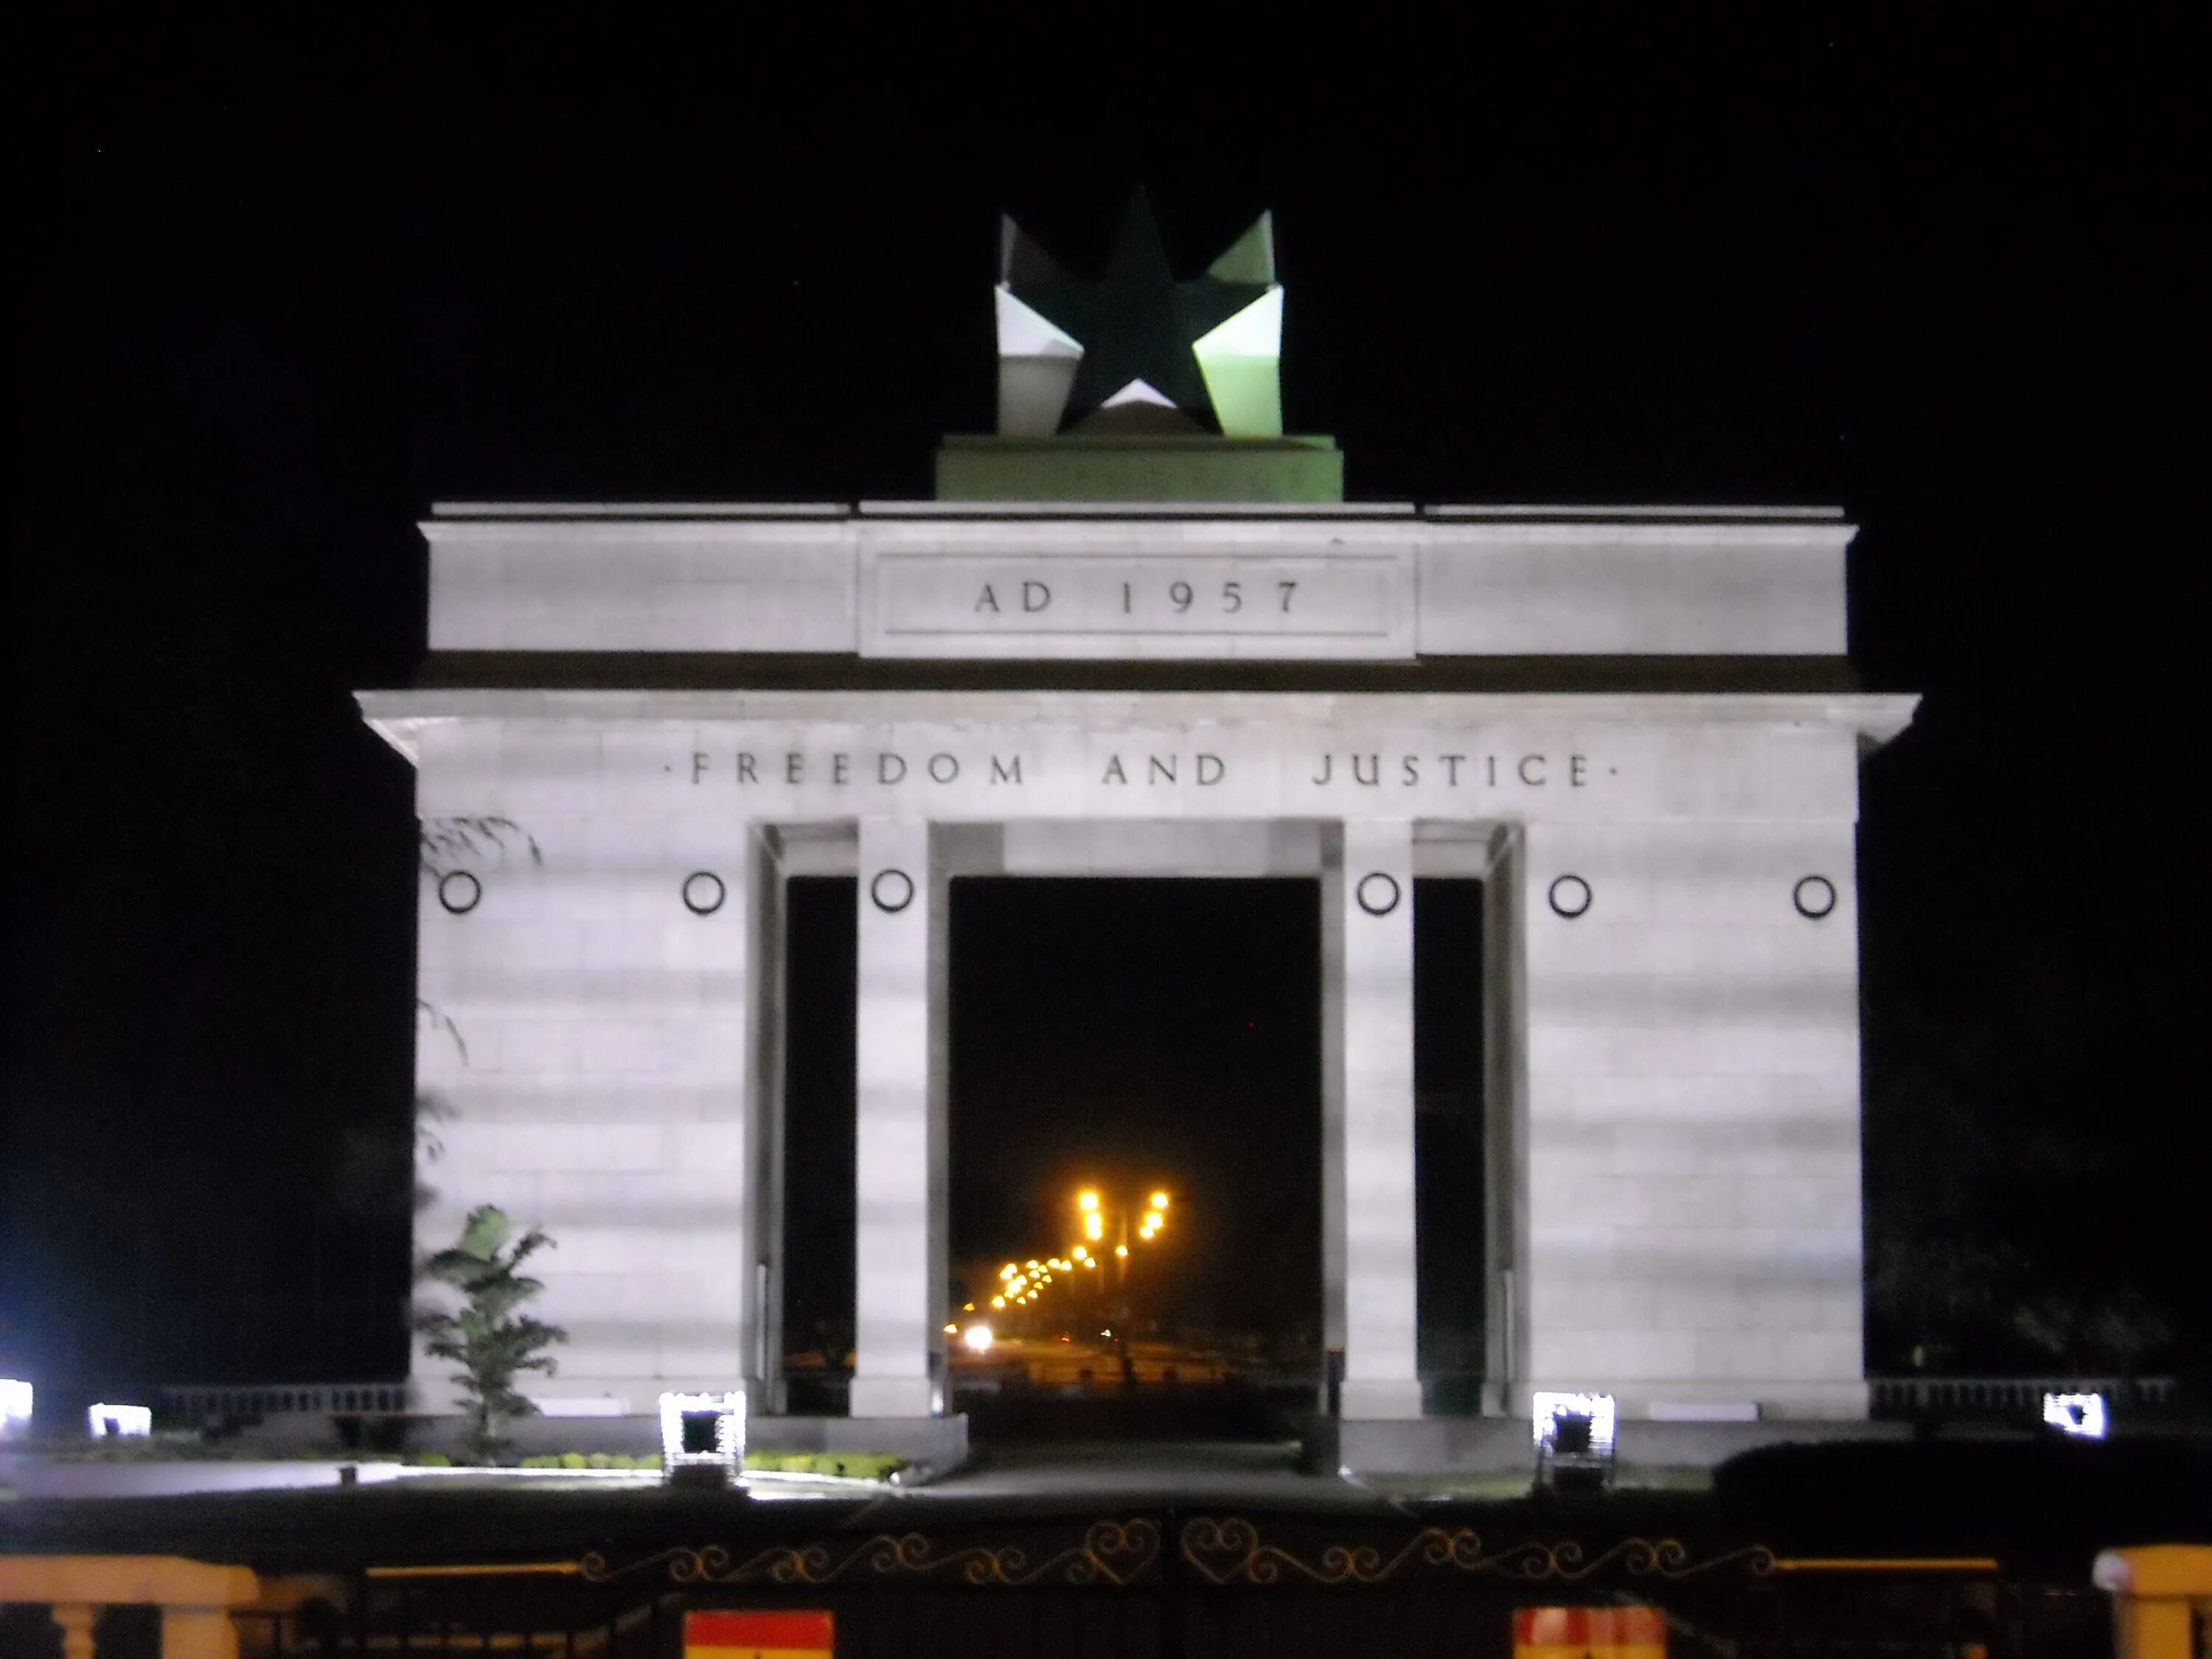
[[779, 875, 856, 1413], [1413, 877, 1487, 1413], [949, 877, 1321, 1440]]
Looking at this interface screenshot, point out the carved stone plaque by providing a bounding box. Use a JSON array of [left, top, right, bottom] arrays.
[[860, 546, 1416, 659]]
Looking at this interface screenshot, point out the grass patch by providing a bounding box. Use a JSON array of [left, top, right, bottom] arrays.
[[745, 1451, 906, 1481], [517, 1453, 661, 1471], [22, 1440, 907, 1479], [505, 1450, 906, 1478]]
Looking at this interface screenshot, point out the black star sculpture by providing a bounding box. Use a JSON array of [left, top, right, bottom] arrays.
[[1008, 191, 1270, 433]]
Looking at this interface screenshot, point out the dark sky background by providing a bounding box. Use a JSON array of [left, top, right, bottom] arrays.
[[6, 15, 2199, 1391]]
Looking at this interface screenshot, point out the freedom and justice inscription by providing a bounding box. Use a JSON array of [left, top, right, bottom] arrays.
[[400, 711, 1863, 824], [687, 748, 1592, 790]]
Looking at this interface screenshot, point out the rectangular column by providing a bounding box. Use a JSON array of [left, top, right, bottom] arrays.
[[1518, 820, 1868, 1420], [1319, 832, 1347, 1411], [745, 827, 788, 1411], [850, 819, 940, 1417], [1482, 827, 1528, 1416], [1337, 818, 1424, 1419]]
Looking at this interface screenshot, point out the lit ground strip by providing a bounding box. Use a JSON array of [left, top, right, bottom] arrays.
[[1771, 1557, 2000, 1573]]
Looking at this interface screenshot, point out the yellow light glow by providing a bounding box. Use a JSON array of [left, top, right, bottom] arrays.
[[963, 1302, 975, 1312], [1082, 1258, 1096, 1268], [1078, 1191, 1099, 1212], [962, 1324, 994, 1354], [1085, 1214, 1105, 1240], [1115, 1244, 1129, 1258], [991, 1295, 1005, 1309], [1071, 1245, 1088, 1261], [1000, 1264, 1017, 1281], [944, 1323, 959, 1334], [1150, 1192, 1169, 1209], [1026, 1259, 1040, 1270]]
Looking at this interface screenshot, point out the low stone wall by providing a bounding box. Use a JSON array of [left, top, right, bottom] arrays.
[[1328, 1415, 1915, 1476], [4, 1460, 408, 1498]]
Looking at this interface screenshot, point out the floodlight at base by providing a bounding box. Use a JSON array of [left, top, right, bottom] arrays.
[[659, 1390, 745, 1486], [0, 1380, 30, 1434], [1531, 1391, 1617, 1456], [88, 1403, 151, 1438], [2042, 1391, 2109, 1440]]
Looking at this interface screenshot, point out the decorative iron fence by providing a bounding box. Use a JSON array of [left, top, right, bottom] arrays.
[[1870, 1374, 2178, 1418], [159, 1380, 409, 1419], [181, 1513, 2117, 1659]]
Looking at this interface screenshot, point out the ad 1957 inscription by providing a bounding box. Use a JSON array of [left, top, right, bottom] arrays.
[[879, 557, 1394, 636], [858, 546, 1418, 659]]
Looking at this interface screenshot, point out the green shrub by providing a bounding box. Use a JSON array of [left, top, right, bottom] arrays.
[[741, 1450, 905, 1480], [512, 1450, 664, 1470], [414, 1206, 567, 1464]]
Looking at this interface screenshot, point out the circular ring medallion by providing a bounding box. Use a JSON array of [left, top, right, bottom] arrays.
[[1548, 874, 1593, 919], [1793, 874, 1837, 919], [437, 870, 482, 916], [870, 868, 916, 914], [1354, 872, 1402, 917], [681, 871, 726, 916]]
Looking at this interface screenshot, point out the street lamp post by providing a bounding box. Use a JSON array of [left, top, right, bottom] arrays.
[[1074, 1186, 1169, 1332]]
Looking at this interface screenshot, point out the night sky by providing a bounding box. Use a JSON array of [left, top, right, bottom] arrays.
[[7, 16, 2199, 1391]]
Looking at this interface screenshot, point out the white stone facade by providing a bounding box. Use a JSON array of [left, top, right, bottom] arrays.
[[366, 504, 1910, 1425], [422, 505, 1850, 660]]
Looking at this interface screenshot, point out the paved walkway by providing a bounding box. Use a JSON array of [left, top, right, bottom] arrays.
[[894, 1439, 1392, 1514]]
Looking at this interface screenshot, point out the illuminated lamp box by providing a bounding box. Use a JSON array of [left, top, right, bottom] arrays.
[[87, 1403, 152, 1438], [661, 1390, 745, 1489]]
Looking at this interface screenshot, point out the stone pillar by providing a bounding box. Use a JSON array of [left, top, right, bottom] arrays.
[[2095, 1546, 2212, 1659], [745, 826, 788, 1411], [49, 1604, 95, 1659], [1336, 818, 1423, 1419], [164, 1607, 243, 1659], [849, 819, 939, 1417], [1481, 827, 1528, 1416], [1318, 828, 1346, 1411]]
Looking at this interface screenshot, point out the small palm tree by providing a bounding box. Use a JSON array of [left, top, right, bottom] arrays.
[[415, 1206, 567, 1464]]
